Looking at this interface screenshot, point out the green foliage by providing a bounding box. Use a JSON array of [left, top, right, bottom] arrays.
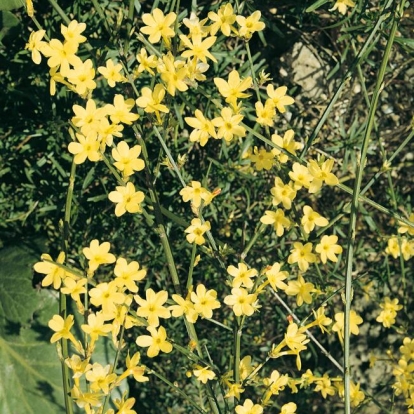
[[0, 242, 64, 414]]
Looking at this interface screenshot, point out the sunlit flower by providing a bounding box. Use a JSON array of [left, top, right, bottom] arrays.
[[224, 288, 258, 316], [108, 182, 145, 217], [332, 310, 363, 342], [98, 59, 126, 87], [208, 3, 237, 36], [191, 284, 220, 318], [301, 205, 329, 234], [134, 288, 171, 327], [285, 274, 316, 306], [25, 30, 47, 64], [288, 242, 317, 272], [212, 107, 246, 142], [83, 239, 116, 272], [330, 0, 356, 14], [214, 70, 252, 108], [193, 365, 216, 383], [260, 209, 291, 237], [112, 141, 145, 178], [236, 11, 265, 40], [140, 8, 177, 46], [185, 218, 211, 245], [136, 326, 173, 358], [266, 85, 295, 113], [227, 262, 258, 289], [315, 235, 343, 263], [68, 132, 101, 164]]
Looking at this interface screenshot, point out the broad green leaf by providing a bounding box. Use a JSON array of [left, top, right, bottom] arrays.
[[0, 242, 65, 414], [0, 0, 24, 11], [0, 242, 44, 326]]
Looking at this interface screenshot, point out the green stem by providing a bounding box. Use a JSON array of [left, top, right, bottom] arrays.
[[60, 160, 76, 414], [343, 3, 403, 412], [187, 244, 197, 290]]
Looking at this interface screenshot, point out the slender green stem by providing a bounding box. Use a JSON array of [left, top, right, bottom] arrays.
[[123, 0, 136, 56], [343, 3, 403, 412], [60, 160, 76, 414], [187, 244, 197, 290]]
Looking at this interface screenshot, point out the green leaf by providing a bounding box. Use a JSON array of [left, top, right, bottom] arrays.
[[0, 11, 20, 43], [0, 242, 65, 414], [306, 0, 329, 13], [395, 37, 414, 50], [0, 0, 24, 12]]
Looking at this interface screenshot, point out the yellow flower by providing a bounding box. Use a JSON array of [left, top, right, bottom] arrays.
[[285, 274, 315, 306], [81, 312, 113, 343], [136, 48, 158, 75], [61, 20, 87, 44], [158, 53, 188, 97], [212, 107, 246, 142], [83, 239, 116, 272], [25, 30, 47, 64], [330, 0, 356, 14], [224, 288, 258, 316], [314, 374, 336, 398], [180, 181, 213, 208], [105, 94, 139, 125], [34, 251, 71, 289], [280, 402, 297, 414], [236, 11, 266, 40], [208, 3, 237, 36], [260, 209, 291, 237], [311, 307, 333, 333], [68, 132, 101, 164], [61, 277, 87, 309], [134, 288, 171, 327], [376, 297, 403, 328], [289, 162, 313, 190], [49, 314, 76, 343], [185, 218, 211, 245], [66, 58, 96, 96], [235, 399, 263, 414], [140, 8, 177, 46], [301, 205, 329, 234], [136, 326, 173, 358], [26, 0, 34, 17], [108, 182, 145, 217], [183, 12, 210, 38], [266, 85, 295, 113], [85, 362, 117, 394], [270, 177, 297, 209], [113, 257, 146, 292], [42, 38, 82, 76], [136, 84, 169, 123], [398, 212, 414, 236], [249, 147, 274, 171], [214, 70, 252, 108], [191, 284, 220, 319], [97, 59, 126, 87], [170, 293, 198, 323], [255, 100, 276, 127], [185, 110, 217, 146], [239, 355, 255, 380], [271, 129, 302, 164], [315, 235, 343, 263], [72, 99, 107, 136], [288, 242, 317, 272], [89, 281, 125, 316], [263, 370, 289, 396], [117, 352, 148, 383], [332, 310, 363, 341], [193, 365, 216, 384], [227, 262, 258, 289], [265, 262, 288, 291], [308, 158, 339, 193], [180, 34, 217, 63], [112, 141, 145, 178]]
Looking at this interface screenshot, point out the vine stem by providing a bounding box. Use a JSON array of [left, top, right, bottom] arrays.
[[60, 160, 77, 414], [342, 2, 404, 412]]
